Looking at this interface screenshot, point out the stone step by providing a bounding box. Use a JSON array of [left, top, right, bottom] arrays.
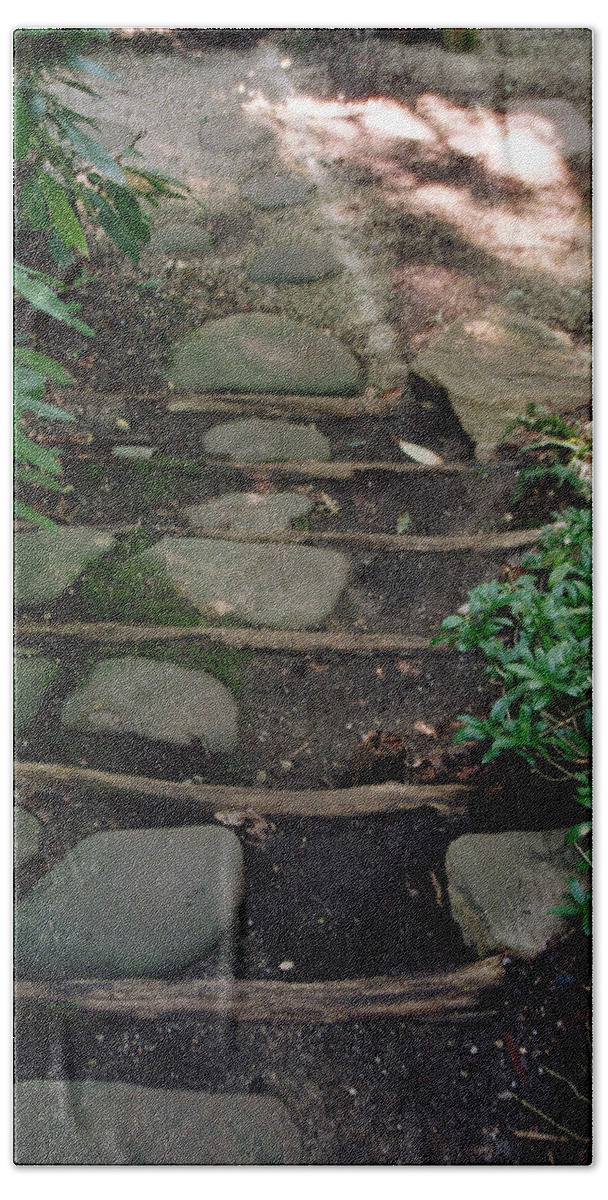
[[15, 825, 243, 978], [14, 1080, 301, 1165]]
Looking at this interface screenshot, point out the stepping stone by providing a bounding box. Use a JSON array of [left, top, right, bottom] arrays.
[[14, 653, 58, 734], [15, 1081, 301, 1165], [14, 526, 116, 607], [199, 113, 275, 155], [61, 658, 238, 749], [111, 445, 155, 460], [445, 829, 574, 960], [241, 170, 315, 209], [14, 807, 43, 868], [15, 825, 244, 978], [203, 418, 331, 462], [147, 538, 350, 630], [185, 491, 314, 532], [146, 220, 214, 255], [169, 313, 363, 396], [411, 307, 591, 460], [248, 243, 342, 284]]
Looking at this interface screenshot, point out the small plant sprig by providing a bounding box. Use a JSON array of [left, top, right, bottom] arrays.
[[508, 402, 592, 509], [433, 507, 591, 933]]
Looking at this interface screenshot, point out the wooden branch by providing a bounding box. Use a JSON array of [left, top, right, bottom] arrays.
[[186, 525, 544, 553], [16, 623, 433, 654], [58, 387, 409, 420], [14, 761, 470, 817], [14, 956, 505, 1022]]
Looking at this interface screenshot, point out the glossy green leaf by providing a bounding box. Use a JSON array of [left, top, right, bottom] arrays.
[[19, 173, 51, 230], [14, 428, 61, 475], [14, 89, 31, 159], [14, 503, 57, 530], [37, 171, 89, 255], [105, 183, 150, 243], [14, 348, 75, 385], [83, 188, 140, 262], [65, 54, 120, 82], [55, 115, 126, 184], [15, 467, 67, 491], [14, 263, 95, 335]]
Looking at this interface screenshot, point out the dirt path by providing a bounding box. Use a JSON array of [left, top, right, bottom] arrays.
[[15, 32, 591, 1165]]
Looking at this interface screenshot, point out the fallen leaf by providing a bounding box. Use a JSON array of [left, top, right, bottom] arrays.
[[396, 658, 422, 677], [398, 440, 444, 467], [395, 512, 411, 534], [316, 491, 340, 516], [413, 720, 437, 737], [116, 418, 130, 430]]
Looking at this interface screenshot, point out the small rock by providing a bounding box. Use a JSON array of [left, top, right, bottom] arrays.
[[184, 491, 314, 532], [169, 313, 363, 396], [445, 829, 574, 959], [248, 244, 342, 284], [14, 807, 43, 867], [15, 825, 244, 977], [15, 1081, 301, 1164], [146, 221, 214, 255], [14, 526, 116, 607], [203, 418, 331, 463], [241, 171, 315, 209], [61, 658, 238, 749], [111, 445, 155, 460], [14, 653, 58, 734]]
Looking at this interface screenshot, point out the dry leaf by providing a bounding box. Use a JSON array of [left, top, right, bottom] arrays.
[[398, 440, 444, 467], [413, 720, 437, 737], [396, 658, 422, 677]]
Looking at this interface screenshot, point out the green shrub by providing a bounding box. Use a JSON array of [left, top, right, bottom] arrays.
[[434, 507, 591, 932]]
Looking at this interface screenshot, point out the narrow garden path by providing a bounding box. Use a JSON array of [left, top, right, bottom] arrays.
[[15, 33, 591, 1165]]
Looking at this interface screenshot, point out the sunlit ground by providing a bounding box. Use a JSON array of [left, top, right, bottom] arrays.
[[245, 91, 590, 285]]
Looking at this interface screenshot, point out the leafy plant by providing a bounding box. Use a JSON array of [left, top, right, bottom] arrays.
[[434, 507, 591, 932], [508, 403, 592, 509], [14, 28, 187, 525]]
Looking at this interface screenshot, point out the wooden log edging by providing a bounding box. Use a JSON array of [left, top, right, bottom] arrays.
[[14, 761, 471, 817], [16, 623, 434, 654], [14, 956, 505, 1022], [186, 525, 544, 553]]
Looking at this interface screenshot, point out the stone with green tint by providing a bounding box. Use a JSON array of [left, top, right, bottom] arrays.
[[147, 537, 350, 629], [248, 243, 342, 284], [169, 313, 363, 396], [203, 418, 331, 462], [15, 825, 244, 978], [14, 526, 116, 608], [241, 171, 315, 209], [14, 807, 43, 867], [14, 654, 58, 734], [61, 657, 238, 749], [15, 1081, 301, 1165], [185, 491, 314, 532], [147, 220, 214, 255]]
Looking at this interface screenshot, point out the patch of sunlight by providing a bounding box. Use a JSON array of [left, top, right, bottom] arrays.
[[246, 89, 589, 284]]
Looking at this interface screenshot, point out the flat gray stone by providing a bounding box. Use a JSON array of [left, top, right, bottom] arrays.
[[169, 313, 363, 396], [15, 526, 116, 607], [15, 1081, 301, 1165], [411, 307, 591, 460], [61, 657, 238, 749], [111, 445, 155, 460], [203, 418, 331, 462], [445, 829, 574, 959], [185, 491, 314, 532], [14, 653, 58, 734], [147, 538, 350, 629], [248, 244, 342, 284], [14, 807, 43, 867], [146, 220, 214, 255], [241, 171, 315, 209], [15, 825, 244, 978], [199, 113, 275, 154]]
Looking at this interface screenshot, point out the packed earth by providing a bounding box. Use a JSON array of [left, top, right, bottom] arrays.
[[14, 29, 592, 1165]]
